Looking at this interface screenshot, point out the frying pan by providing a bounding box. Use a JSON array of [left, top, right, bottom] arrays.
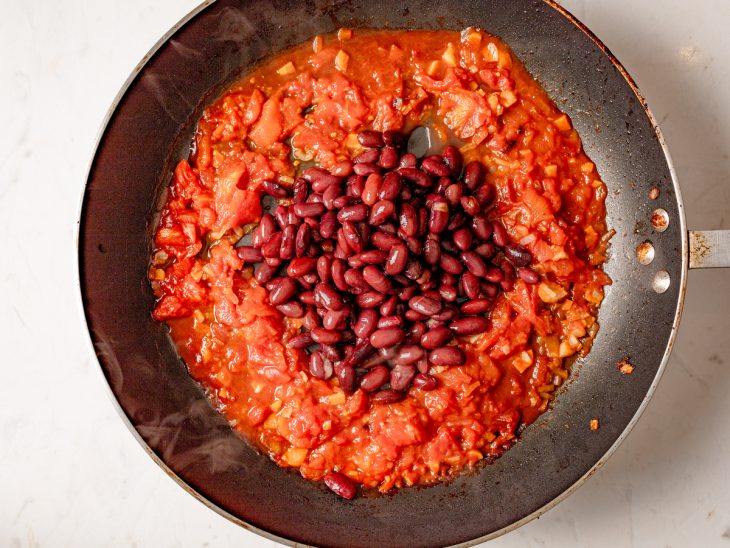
[[77, 0, 730, 545]]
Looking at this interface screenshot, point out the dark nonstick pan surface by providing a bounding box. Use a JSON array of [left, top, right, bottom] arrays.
[[78, 0, 686, 545]]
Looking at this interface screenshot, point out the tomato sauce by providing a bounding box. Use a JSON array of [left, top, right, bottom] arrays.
[[149, 29, 611, 493]]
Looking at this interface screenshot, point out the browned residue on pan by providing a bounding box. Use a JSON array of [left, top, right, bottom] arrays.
[[616, 356, 634, 375]]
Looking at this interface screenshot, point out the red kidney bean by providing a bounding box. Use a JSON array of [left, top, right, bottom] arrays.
[[362, 265, 393, 293], [336, 228, 352, 256], [404, 258, 424, 281], [303, 166, 339, 188], [276, 301, 305, 318], [358, 130, 383, 148], [320, 343, 342, 362], [262, 179, 288, 198], [323, 471, 357, 499], [398, 152, 418, 168], [261, 231, 283, 258], [302, 272, 318, 286], [255, 262, 277, 284], [461, 251, 488, 277], [408, 295, 442, 316], [438, 283, 458, 302], [237, 246, 262, 263], [288, 332, 313, 349], [397, 167, 432, 187], [299, 291, 317, 305], [460, 195, 481, 216], [316, 255, 331, 283], [420, 326, 452, 349], [371, 389, 405, 404], [378, 171, 402, 200], [470, 217, 492, 241], [369, 327, 406, 348], [354, 148, 380, 164], [390, 364, 417, 391], [447, 211, 466, 231], [369, 199, 395, 225], [492, 221, 509, 247], [453, 228, 473, 251], [333, 195, 357, 209], [405, 236, 422, 255], [273, 205, 289, 230], [331, 258, 349, 291], [354, 250, 388, 266], [356, 291, 387, 308], [398, 284, 418, 301], [442, 146, 463, 176], [504, 243, 533, 267], [353, 162, 381, 176], [314, 283, 344, 311], [279, 224, 296, 260], [371, 231, 401, 250], [439, 253, 463, 275], [293, 202, 326, 218], [463, 161, 484, 191], [421, 157, 451, 177], [361, 173, 382, 206], [429, 346, 466, 366], [460, 299, 492, 315], [484, 266, 504, 283], [292, 179, 308, 204], [265, 256, 283, 267], [378, 146, 399, 169], [444, 183, 464, 207], [323, 307, 350, 330], [310, 327, 343, 345], [266, 277, 296, 305], [384, 242, 408, 276], [359, 365, 390, 392], [461, 272, 481, 300], [337, 204, 369, 223], [408, 321, 427, 341], [379, 295, 398, 316], [258, 214, 276, 245], [342, 221, 364, 253], [405, 309, 427, 321], [302, 306, 320, 330], [331, 159, 354, 177], [393, 345, 425, 365], [428, 198, 449, 234], [474, 183, 494, 206], [354, 309, 378, 338], [310, 350, 334, 380], [413, 373, 438, 391], [294, 223, 311, 258], [377, 315, 403, 329], [399, 203, 418, 237], [474, 242, 496, 259], [344, 268, 368, 291], [318, 211, 337, 239], [518, 267, 540, 284], [287, 256, 317, 277], [450, 316, 490, 335], [420, 236, 439, 266], [322, 184, 341, 210], [335, 363, 356, 394]]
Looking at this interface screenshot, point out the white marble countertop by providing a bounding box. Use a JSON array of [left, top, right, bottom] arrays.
[[2, 1, 730, 546]]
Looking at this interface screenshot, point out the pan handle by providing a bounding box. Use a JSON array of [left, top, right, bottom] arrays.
[[689, 231, 730, 269]]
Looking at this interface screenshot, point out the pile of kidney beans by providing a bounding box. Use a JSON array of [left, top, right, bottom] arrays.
[[236, 129, 538, 403]]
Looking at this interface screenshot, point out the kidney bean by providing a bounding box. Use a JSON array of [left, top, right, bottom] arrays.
[[330, 258, 349, 291], [354, 148, 381, 164], [447, 211, 467, 232], [408, 295, 443, 316], [266, 277, 296, 306], [276, 301, 305, 318], [286, 255, 317, 277], [337, 204, 369, 223], [359, 366, 390, 392], [397, 167, 432, 188], [468, 217, 490, 241], [362, 265, 393, 293], [361, 173, 382, 206], [442, 146, 463, 176], [504, 243, 533, 267], [314, 283, 344, 311], [257, 213, 276, 245], [292, 179, 308, 204], [333, 195, 357, 209], [278, 224, 296, 260], [348, 250, 387, 268], [261, 231, 283, 258], [358, 130, 383, 148], [237, 246, 262, 263], [371, 389, 405, 404], [450, 316, 490, 335], [301, 306, 320, 330], [255, 262, 277, 284], [323, 307, 350, 330], [382, 242, 408, 276], [334, 363, 356, 394], [428, 198, 449, 234], [484, 266, 504, 283], [413, 373, 438, 391], [459, 272, 479, 300], [460, 299, 491, 315], [369, 327, 406, 348], [518, 267, 540, 284], [310, 327, 343, 345], [421, 157, 451, 177], [398, 284, 418, 301], [378, 146, 399, 169], [323, 471, 358, 499], [380, 295, 398, 316], [429, 346, 466, 366], [481, 281, 499, 298], [273, 205, 289, 230], [474, 242, 496, 259], [398, 203, 418, 237], [330, 158, 353, 176], [420, 325, 452, 349], [368, 199, 395, 226], [320, 344, 341, 362], [316, 211, 335, 240], [407, 321, 427, 342], [315, 255, 330, 283], [261, 180, 287, 198], [322, 184, 341, 210], [463, 161, 484, 191], [492, 221, 509, 247], [342, 221, 364, 253], [392, 345, 424, 365], [378, 315, 404, 329], [343, 268, 367, 291], [439, 253, 463, 275], [452, 228, 472, 251], [265, 256, 283, 267], [356, 291, 387, 309], [299, 291, 317, 305], [436, 283, 456, 302], [293, 202, 326, 218], [398, 152, 418, 168], [310, 351, 334, 380], [474, 183, 494, 206], [303, 166, 339, 188], [460, 195, 481, 216], [461, 251, 488, 277], [371, 231, 401, 251], [353, 309, 378, 339], [390, 364, 417, 391], [288, 331, 313, 349], [353, 162, 381, 176], [378, 171, 403, 200], [444, 183, 464, 207]]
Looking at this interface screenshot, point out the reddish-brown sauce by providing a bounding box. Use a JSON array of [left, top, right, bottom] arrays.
[[149, 29, 611, 493]]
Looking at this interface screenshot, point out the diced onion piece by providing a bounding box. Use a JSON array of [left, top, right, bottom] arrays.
[[544, 164, 558, 177], [263, 413, 278, 430], [427, 60, 441, 76], [312, 35, 323, 53], [484, 42, 499, 62], [442, 43, 458, 66], [553, 114, 571, 131], [538, 281, 568, 304], [487, 93, 499, 112], [276, 61, 295, 76], [462, 28, 482, 47], [581, 161, 595, 173], [500, 89, 517, 108], [338, 28, 353, 40], [513, 350, 534, 374], [559, 341, 578, 358], [327, 391, 346, 405], [269, 399, 283, 412], [335, 50, 349, 72], [283, 447, 308, 466], [498, 49, 512, 69]]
